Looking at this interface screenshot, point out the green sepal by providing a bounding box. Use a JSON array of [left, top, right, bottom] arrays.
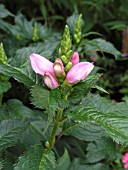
[[66, 50, 73, 60], [65, 62, 72, 73], [61, 55, 68, 65]]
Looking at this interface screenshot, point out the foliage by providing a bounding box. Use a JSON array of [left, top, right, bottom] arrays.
[[0, 1, 128, 170]]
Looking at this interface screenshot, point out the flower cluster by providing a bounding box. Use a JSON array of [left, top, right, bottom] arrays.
[[122, 153, 128, 169], [29, 52, 94, 90]]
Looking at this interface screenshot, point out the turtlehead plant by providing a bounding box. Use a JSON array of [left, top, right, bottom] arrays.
[[29, 25, 94, 150], [29, 53, 94, 89]]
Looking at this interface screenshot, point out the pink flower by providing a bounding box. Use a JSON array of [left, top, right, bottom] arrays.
[[29, 53, 54, 76], [70, 52, 79, 66], [124, 163, 128, 169], [53, 58, 65, 76], [66, 62, 94, 84], [122, 153, 128, 169], [44, 71, 59, 89]]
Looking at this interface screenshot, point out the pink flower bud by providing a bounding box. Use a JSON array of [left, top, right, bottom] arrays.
[[122, 153, 128, 163], [70, 52, 79, 66], [66, 62, 94, 84], [124, 163, 128, 169], [29, 53, 54, 76], [44, 71, 59, 89], [122, 153, 128, 169], [53, 58, 65, 76]]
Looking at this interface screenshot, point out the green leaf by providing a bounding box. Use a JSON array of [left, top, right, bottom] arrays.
[[31, 85, 49, 109], [46, 88, 61, 129], [69, 73, 101, 103], [0, 63, 35, 87], [69, 158, 106, 170], [21, 120, 47, 147], [85, 38, 121, 59], [0, 160, 4, 170], [14, 145, 56, 170], [0, 81, 11, 93], [12, 40, 60, 67], [0, 99, 34, 120], [64, 122, 105, 142], [69, 93, 128, 145], [56, 149, 70, 170], [48, 88, 61, 115], [0, 119, 29, 151], [92, 85, 109, 94], [86, 137, 121, 163], [0, 4, 14, 18]]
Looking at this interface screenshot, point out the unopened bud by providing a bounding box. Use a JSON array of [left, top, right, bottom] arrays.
[[59, 44, 68, 55], [59, 25, 72, 55], [65, 62, 72, 73], [60, 55, 68, 65], [53, 58, 65, 77], [45, 141, 50, 149], [74, 14, 82, 44], [32, 23, 39, 42], [0, 43, 7, 64], [66, 50, 73, 60]]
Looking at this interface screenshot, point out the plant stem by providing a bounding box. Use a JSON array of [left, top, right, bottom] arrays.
[[49, 108, 63, 149]]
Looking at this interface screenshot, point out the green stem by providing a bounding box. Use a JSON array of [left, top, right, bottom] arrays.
[[0, 93, 3, 107], [49, 108, 63, 149]]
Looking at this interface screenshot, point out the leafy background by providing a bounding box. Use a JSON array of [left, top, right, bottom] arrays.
[[0, 0, 128, 169]]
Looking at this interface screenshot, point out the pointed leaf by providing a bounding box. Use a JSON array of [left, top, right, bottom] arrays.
[[85, 38, 121, 59], [69, 158, 106, 170], [0, 63, 35, 87], [86, 137, 121, 163], [56, 149, 70, 170], [0, 99, 34, 120], [14, 145, 56, 170], [0, 4, 14, 18], [31, 85, 49, 109], [0, 119, 29, 151], [0, 81, 11, 93], [69, 93, 128, 145], [64, 122, 105, 142]]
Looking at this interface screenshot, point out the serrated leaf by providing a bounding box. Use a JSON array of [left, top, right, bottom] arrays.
[[0, 81, 11, 93], [92, 85, 109, 94], [59, 99, 69, 109], [0, 119, 29, 151], [48, 88, 61, 115], [69, 73, 101, 103], [0, 160, 4, 170], [86, 137, 121, 163], [31, 85, 49, 109], [0, 99, 34, 120], [14, 145, 56, 170], [0, 63, 35, 87], [12, 40, 60, 67], [0, 4, 14, 18], [69, 158, 106, 170], [64, 122, 105, 142], [85, 38, 121, 59], [56, 149, 70, 170], [69, 93, 128, 145]]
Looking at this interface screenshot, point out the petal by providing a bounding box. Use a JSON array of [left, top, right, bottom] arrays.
[[124, 163, 128, 169], [122, 153, 128, 163], [44, 71, 59, 89], [29, 53, 54, 76], [70, 52, 79, 66], [53, 58, 65, 76], [66, 62, 94, 83]]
